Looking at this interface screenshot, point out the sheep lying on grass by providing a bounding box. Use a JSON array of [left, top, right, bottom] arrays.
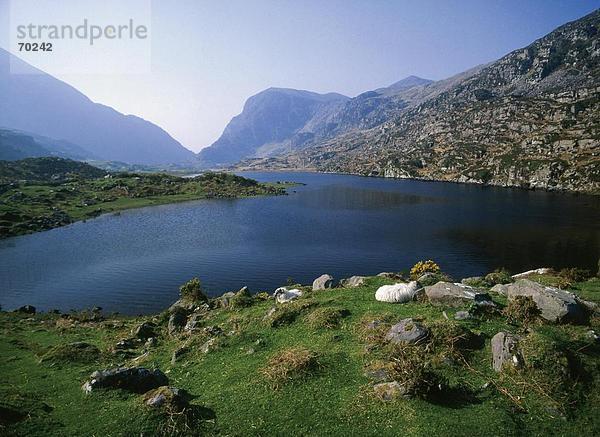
[[375, 281, 420, 303], [273, 287, 303, 303]]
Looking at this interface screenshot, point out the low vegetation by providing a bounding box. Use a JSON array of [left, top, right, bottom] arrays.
[[1, 266, 600, 435], [0, 157, 288, 238]]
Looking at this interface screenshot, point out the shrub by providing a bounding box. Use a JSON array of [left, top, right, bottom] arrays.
[[425, 320, 480, 359], [179, 278, 208, 303], [559, 268, 592, 283], [504, 296, 541, 326], [305, 307, 349, 329], [386, 343, 448, 399], [229, 288, 253, 309], [410, 260, 441, 280], [261, 347, 321, 388], [484, 269, 513, 286], [255, 292, 270, 301]]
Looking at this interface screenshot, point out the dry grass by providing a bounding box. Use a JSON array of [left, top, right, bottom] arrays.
[[261, 347, 321, 388], [504, 296, 542, 327]]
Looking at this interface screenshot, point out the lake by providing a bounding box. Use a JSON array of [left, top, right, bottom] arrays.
[[1, 172, 599, 314]]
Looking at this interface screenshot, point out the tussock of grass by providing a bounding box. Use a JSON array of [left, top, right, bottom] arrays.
[[38, 342, 101, 364], [264, 301, 316, 328], [261, 347, 321, 388], [504, 296, 542, 327], [305, 307, 350, 329]]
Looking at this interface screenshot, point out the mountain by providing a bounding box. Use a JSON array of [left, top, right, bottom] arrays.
[[0, 128, 97, 161], [0, 49, 195, 165], [198, 77, 440, 167], [237, 10, 600, 193], [198, 88, 350, 166]]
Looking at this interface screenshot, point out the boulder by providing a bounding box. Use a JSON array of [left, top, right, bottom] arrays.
[[416, 272, 440, 286], [171, 345, 189, 364], [340, 276, 366, 288], [491, 332, 522, 372], [375, 282, 420, 303], [461, 276, 483, 285], [490, 283, 510, 296], [374, 381, 410, 400], [132, 322, 156, 340], [82, 367, 168, 393], [273, 287, 303, 303], [385, 318, 428, 344], [144, 386, 191, 411], [168, 310, 188, 335], [504, 279, 584, 323], [114, 338, 141, 351], [217, 292, 236, 308], [200, 337, 218, 354], [15, 305, 36, 314], [312, 274, 335, 291], [424, 282, 491, 307]]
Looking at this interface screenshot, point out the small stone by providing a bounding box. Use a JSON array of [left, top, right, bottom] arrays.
[[132, 322, 156, 339], [312, 274, 335, 291], [385, 318, 428, 344], [454, 311, 472, 320], [144, 386, 191, 411], [374, 381, 410, 400], [340, 276, 366, 288]]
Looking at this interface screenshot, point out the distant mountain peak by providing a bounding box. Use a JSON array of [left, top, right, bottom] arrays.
[[383, 75, 433, 92]]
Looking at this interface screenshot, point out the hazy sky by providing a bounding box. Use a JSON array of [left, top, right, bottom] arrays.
[[1, 0, 599, 152]]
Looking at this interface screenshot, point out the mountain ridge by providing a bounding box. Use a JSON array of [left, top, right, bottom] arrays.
[[234, 9, 600, 193], [0, 48, 196, 165]]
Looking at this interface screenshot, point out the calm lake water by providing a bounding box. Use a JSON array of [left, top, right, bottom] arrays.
[[1, 172, 599, 314]]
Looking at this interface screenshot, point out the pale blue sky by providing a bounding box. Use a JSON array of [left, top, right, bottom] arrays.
[[1, 0, 599, 151]]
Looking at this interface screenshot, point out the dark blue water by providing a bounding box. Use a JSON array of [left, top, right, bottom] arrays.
[[1, 172, 598, 314]]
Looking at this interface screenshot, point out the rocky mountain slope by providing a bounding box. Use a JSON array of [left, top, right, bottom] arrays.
[[0, 49, 196, 165], [237, 10, 600, 193], [199, 76, 442, 167]]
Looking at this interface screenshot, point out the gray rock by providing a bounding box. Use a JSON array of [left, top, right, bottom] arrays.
[[454, 311, 472, 320], [168, 310, 188, 336], [132, 322, 156, 340], [374, 381, 410, 400], [144, 386, 190, 411], [340, 276, 366, 288], [416, 272, 439, 286], [15, 305, 36, 314], [82, 367, 168, 393], [491, 332, 522, 372], [424, 282, 491, 307], [504, 279, 584, 323], [512, 268, 552, 279], [144, 337, 158, 348], [184, 313, 204, 332], [491, 283, 510, 296], [217, 292, 236, 308], [385, 318, 428, 344], [312, 274, 335, 291]]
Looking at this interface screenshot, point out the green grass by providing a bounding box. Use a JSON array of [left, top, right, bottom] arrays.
[[2, 274, 600, 436]]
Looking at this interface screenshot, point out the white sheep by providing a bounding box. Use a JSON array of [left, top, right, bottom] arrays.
[[375, 281, 420, 303], [273, 287, 303, 303]]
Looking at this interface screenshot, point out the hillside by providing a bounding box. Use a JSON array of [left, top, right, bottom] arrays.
[[0, 158, 286, 238], [236, 10, 600, 193], [0, 49, 196, 165], [1, 266, 599, 435]]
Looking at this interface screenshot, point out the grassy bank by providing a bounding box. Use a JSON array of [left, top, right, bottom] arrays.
[[1, 267, 599, 436], [0, 157, 288, 238]]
